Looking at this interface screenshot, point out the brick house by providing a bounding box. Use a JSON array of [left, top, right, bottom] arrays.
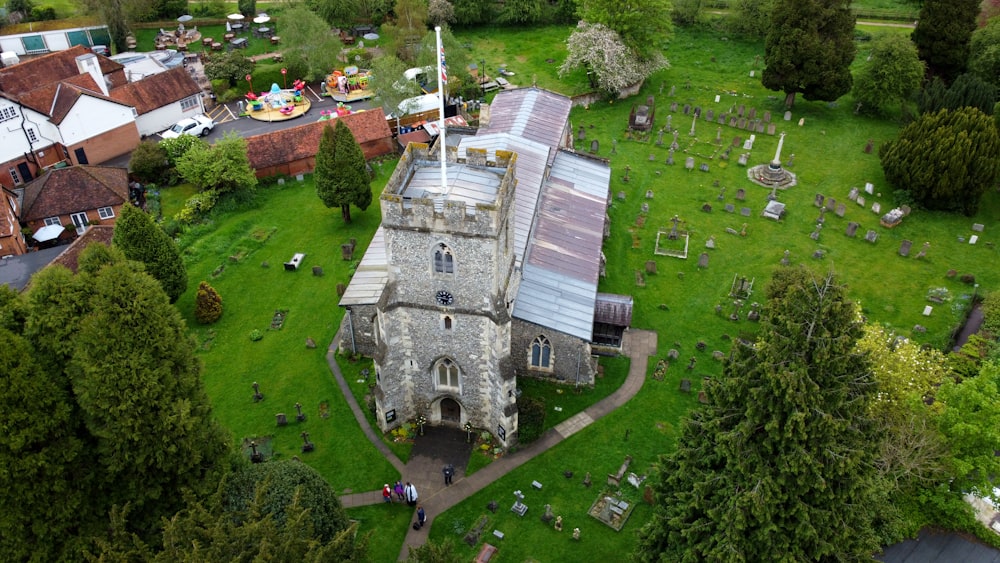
[[109, 66, 206, 138], [18, 165, 128, 245], [245, 108, 395, 178], [0, 184, 28, 257], [0, 45, 139, 188]]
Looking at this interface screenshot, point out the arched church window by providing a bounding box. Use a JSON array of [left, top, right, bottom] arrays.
[[442, 315, 453, 330], [433, 243, 455, 274], [530, 336, 552, 369], [434, 358, 460, 391]]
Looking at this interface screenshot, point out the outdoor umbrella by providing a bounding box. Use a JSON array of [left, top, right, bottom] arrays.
[[32, 224, 64, 242], [227, 13, 244, 20], [177, 14, 193, 23], [253, 15, 270, 24], [363, 32, 379, 41]]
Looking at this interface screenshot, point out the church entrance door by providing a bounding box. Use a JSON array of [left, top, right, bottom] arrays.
[[440, 398, 460, 423]]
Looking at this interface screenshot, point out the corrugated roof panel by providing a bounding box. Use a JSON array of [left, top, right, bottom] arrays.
[[339, 227, 388, 306], [484, 88, 571, 165]]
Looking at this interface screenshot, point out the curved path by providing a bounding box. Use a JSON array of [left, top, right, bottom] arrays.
[[327, 329, 658, 560]]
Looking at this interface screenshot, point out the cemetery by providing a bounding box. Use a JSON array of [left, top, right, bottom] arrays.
[[119, 12, 1000, 563]]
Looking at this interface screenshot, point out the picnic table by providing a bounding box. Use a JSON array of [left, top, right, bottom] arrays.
[[230, 37, 248, 49]]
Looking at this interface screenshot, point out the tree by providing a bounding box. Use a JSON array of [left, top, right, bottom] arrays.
[[427, 0, 455, 26], [577, 0, 673, 61], [237, 0, 255, 17], [672, 0, 701, 26], [912, 0, 979, 84], [112, 202, 188, 302], [852, 33, 925, 115], [175, 132, 258, 196], [315, 121, 372, 223], [497, 0, 542, 24], [83, 0, 130, 53], [416, 27, 473, 97], [934, 362, 1000, 498], [917, 73, 997, 116], [129, 139, 169, 183], [405, 538, 463, 562], [194, 281, 223, 324], [559, 22, 670, 95], [452, 0, 493, 25], [274, 7, 342, 82], [204, 50, 254, 86], [970, 17, 1000, 89], [762, 0, 856, 108], [369, 53, 422, 120], [383, 0, 430, 62], [728, 0, 774, 38], [636, 267, 883, 561], [879, 107, 1000, 215]]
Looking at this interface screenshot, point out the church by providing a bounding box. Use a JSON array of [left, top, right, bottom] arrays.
[[338, 87, 631, 448]]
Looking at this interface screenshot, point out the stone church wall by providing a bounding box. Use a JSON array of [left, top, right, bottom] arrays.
[[511, 318, 596, 386]]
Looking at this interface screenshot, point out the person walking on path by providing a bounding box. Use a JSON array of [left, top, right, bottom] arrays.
[[382, 484, 392, 503], [404, 481, 418, 506], [416, 505, 426, 529], [442, 463, 455, 485], [393, 480, 405, 502]]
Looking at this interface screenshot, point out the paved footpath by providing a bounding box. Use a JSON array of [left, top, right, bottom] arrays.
[[327, 329, 658, 560]]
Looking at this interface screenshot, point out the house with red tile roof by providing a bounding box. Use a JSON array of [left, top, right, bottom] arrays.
[[18, 165, 129, 246], [245, 108, 395, 178], [109, 66, 205, 137], [0, 45, 138, 188], [0, 184, 28, 257]]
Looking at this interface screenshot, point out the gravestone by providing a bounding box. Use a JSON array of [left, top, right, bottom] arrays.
[[814, 193, 825, 207], [767, 123, 776, 135], [666, 115, 672, 129], [864, 182, 874, 194], [810, 227, 821, 240], [718, 114, 726, 125], [864, 139, 874, 153], [698, 253, 709, 268], [763, 110, 771, 122], [743, 134, 755, 150], [694, 106, 701, 117], [857, 196, 866, 207], [669, 85, 676, 96], [683, 104, 691, 114], [590, 140, 599, 154], [706, 109, 714, 121], [670, 102, 678, 112], [646, 190, 654, 199], [916, 241, 930, 258], [780, 249, 791, 265], [846, 222, 859, 237], [871, 202, 881, 214], [735, 188, 746, 200], [848, 187, 859, 201], [825, 198, 836, 211], [511, 490, 528, 517], [701, 203, 712, 212], [276, 413, 288, 426], [542, 504, 554, 524], [617, 191, 626, 200], [732, 136, 742, 147], [865, 230, 878, 243], [748, 107, 756, 120], [718, 187, 726, 200], [835, 203, 846, 217], [784, 110, 792, 121], [740, 207, 751, 217], [738, 104, 745, 117], [577, 126, 585, 140], [699, 163, 710, 172], [725, 203, 735, 213], [716, 128, 722, 144], [737, 118, 747, 129], [817, 208, 827, 223], [645, 260, 656, 275], [756, 122, 765, 133], [970, 235, 979, 245], [973, 223, 985, 232], [729, 117, 738, 127], [899, 240, 912, 257], [685, 157, 695, 170], [641, 202, 649, 213], [656, 129, 665, 146], [649, 153, 656, 161], [666, 151, 675, 165], [813, 249, 825, 259], [705, 236, 715, 249], [737, 153, 749, 166]]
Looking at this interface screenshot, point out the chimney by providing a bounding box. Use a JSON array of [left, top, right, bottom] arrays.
[[74, 53, 109, 96]]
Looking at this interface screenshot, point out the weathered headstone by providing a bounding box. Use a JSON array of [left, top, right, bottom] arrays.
[[848, 187, 859, 201], [645, 260, 656, 274], [740, 207, 751, 217], [871, 202, 881, 214], [916, 241, 930, 258], [732, 136, 742, 147], [814, 193, 825, 207], [683, 104, 691, 114], [735, 188, 746, 200], [864, 139, 874, 154], [702, 203, 712, 212], [724, 203, 735, 213], [763, 110, 771, 122], [783, 110, 792, 121], [669, 85, 676, 96], [698, 253, 709, 268], [767, 123, 776, 135], [846, 222, 859, 237], [706, 109, 714, 121], [972, 223, 985, 232], [738, 104, 745, 117], [865, 230, 878, 243], [756, 122, 765, 133], [835, 203, 846, 217], [590, 140, 599, 154], [685, 157, 695, 170], [577, 126, 586, 140], [899, 240, 912, 257], [747, 107, 756, 120], [809, 227, 821, 240], [825, 198, 836, 211], [856, 195, 866, 207], [737, 117, 747, 129], [670, 101, 678, 112], [729, 116, 738, 127], [705, 236, 716, 249], [699, 163, 710, 172], [864, 182, 874, 194], [641, 202, 649, 213], [645, 190, 654, 199], [694, 106, 701, 117], [780, 249, 791, 265], [813, 249, 825, 259], [656, 129, 665, 146], [737, 153, 749, 166]]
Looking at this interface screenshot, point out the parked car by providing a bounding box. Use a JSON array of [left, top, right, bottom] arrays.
[[160, 114, 215, 139]]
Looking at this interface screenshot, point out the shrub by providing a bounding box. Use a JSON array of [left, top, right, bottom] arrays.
[[982, 292, 1000, 336], [249, 329, 263, 341], [960, 273, 976, 285], [516, 396, 546, 444], [160, 136, 204, 166], [194, 281, 223, 324], [129, 140, 169, 183]]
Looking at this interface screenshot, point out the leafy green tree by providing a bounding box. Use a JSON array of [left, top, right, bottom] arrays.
[[204, 50, 254, 86], [370, 53, 422, 121], [727, 0, 774, 38], [672, 0, 701, 25], [879, 107, 1000, 215], [497, 0, 542, 24], [853, 33, 924, 115], [559, 21, 670, 95], [112, 202, 188, 302], [934, 362, 1000, 498], [405, 538, 463, 562], [452, 0, 493, 25], [970, 17, 1000, 88], [175, 132, 257, 197], [383, 0, 430, 62], [159, 135, 203, 167], [427, 0, 455, 26], [315, 121, 372, 223], [912, 0, 979, 84], [636, 267, 882, 562], [237, 0, 255, 16], [275, 7, 342, 82], [762, 0, 855, 108], [129, 139, 169, 183], [917, 73, 997, 116], [416, 27, 473, 96], [194, 281, 223, 324], [577, 0, 673, 61]]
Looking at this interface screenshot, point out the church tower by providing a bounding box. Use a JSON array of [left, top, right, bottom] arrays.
[[371, 144, 520, 446]]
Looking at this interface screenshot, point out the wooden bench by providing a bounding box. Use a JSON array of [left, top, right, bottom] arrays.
[[284, 253, 305, 271], [476, 543, 498, 563], [607, 455, 633, 487]]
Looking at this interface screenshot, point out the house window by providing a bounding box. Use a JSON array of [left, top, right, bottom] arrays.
[[434, 358, 460, 391], [180, 96, 199, 111], [44, 217, 61, 226], [98, 207, 115, 219], [530, 336, 552, 369], [442, 315, 453, 330], [8, 167, 21, 185], [433, 243, 454, 274], [26, 128, 38, 143], [0, 105, 18, 122]]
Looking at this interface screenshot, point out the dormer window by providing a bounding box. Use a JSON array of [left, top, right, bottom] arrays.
[[433, 243, 454, 274]]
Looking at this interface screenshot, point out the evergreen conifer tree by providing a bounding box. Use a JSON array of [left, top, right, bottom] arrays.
[[912, 0, 980, 84], [112, 203, 188, 302], [315, 121, 371, 223]]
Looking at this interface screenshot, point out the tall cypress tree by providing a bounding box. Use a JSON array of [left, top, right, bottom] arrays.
[[912, 0, 980, 84], [112, 203, 188, 303], [315, 121, 371, 223], [762, 0, 856, 107], [636, 267, 882, 561]]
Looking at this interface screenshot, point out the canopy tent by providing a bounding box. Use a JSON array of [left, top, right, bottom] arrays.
[[32, 224, 64, 242]]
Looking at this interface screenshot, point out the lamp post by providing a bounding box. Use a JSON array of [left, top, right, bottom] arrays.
[[281, 67, 287, 89], [245, 73, 253, 96], [416, 415, 427, 436], [464, 421, 473, 443]]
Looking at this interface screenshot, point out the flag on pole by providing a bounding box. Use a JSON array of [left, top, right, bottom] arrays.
[[440, 43, 447, 84]]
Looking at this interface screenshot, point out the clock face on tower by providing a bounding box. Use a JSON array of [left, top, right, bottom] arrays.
[[436, 290, 454, 306]]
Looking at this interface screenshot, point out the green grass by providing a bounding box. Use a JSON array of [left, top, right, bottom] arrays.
[[158, 183, 199, 218], [346, 504, 413, 562]]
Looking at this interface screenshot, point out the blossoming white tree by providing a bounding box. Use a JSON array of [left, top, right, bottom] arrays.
[[558, 22, 669, 96]]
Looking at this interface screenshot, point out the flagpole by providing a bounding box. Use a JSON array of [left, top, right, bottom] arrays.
[[435, 26, 448, 192]]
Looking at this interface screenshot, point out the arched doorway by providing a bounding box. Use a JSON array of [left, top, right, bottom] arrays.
[[440, 397, 461, 423]]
